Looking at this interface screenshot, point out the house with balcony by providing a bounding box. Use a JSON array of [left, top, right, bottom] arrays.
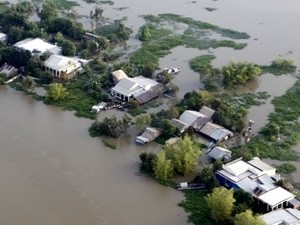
[[44, 55, 82, 78], [111, 76, 166, 104]]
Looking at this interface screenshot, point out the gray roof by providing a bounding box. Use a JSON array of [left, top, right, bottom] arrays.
[[44, 55, 80, 71], [179, 110, 207, 126], [206, 146, 231, 160], [112, 78, 140, 96], [199, 106, 215, 118], [261, 208, 300, 225], [171, 118, 189, 133], [136, 127, 161, 144], [199, 122, 233, 141], [134, 83, 167, 104]]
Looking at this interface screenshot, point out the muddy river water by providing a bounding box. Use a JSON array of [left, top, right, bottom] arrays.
[[1, 0, 300, 224]]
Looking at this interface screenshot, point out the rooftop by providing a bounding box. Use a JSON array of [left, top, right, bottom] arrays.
[[199, 106, 215, 118], [179, 110, 208, 126], [111, 69, 128, 81], [261, 208, 300, 225], [206, 146, 232, 160], [44, 55, 80, 71], [14, 38, 62, 55], [258, 187, 295, 208]]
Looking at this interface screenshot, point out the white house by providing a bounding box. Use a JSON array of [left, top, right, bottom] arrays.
[[111, 76, 164, 103], [44, 55, 82, 78], [261, 208, 300, 225], [0, 32, 7, 42], [216, 157, 297, 211], [14, 38, 62, 56]]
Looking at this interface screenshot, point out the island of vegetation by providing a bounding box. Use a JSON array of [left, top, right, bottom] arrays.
[[0, 1, 299, 225]]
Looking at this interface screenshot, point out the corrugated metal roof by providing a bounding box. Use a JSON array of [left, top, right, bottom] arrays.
[[206, 146, 231, 160], [261, 208, 300, 225]]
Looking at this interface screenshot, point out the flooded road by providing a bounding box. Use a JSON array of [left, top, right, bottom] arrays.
[[2, 0, 300, 224]]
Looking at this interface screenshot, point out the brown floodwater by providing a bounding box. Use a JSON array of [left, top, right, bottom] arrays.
[[0, 86, 187, 225], [2, 0, 300, 224]]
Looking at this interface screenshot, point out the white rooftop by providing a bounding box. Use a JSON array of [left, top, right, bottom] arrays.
[[14, 38, 61, 55], [0, 32, 7, 40], [112, 76, 159, 96], [258, 187, 295, 208], [261, 208, 300, 225], [248, 157, 276, 174], [44, 55, 79, 71]]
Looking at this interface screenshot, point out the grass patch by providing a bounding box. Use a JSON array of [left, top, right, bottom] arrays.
[[102, 139, 117, 149], [259, 58, 297, 75], [44, 79, 98, 119], [32, 0, 79, 10], [190, 54, 216, 73], [132, 14, 247, 66], [276, 163, 296, 174], [146, 13, 250, 39], [243, 81, 300, 161], [234, 92, 270, 109]]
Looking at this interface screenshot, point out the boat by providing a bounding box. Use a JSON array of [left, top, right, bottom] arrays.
[[163, 67, 180, 75]]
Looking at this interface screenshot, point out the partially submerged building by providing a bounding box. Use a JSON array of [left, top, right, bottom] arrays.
[[261, 208, 300, 225], [136, 127, 161, 145], [111, 75, 166, 104], [199, 122, 233, 142], [171, 108, 213, 133], [44, 55, 82, 78], [206, 146, 232, 161], [216, 157, 298, 211], [14, 38, 62, 56]]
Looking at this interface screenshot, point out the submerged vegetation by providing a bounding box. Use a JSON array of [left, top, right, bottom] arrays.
[[260, 58, 297, 75], [131, 14, 248, 66]]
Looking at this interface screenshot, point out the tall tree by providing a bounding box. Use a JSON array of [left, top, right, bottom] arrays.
[[45, 83, 69, 101], [39, 2, 57, 20], [164, 136, 201, 175], [154, 151, 173, 180], [205, 187, 235, 222], [234, 210, 266, 225]]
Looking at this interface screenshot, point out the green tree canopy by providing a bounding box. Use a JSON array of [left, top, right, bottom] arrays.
[[154, 151, 173, 180], [45, 83, 69, 101], [164, 136, 201, 175], [135, 113, 152, 130], [234, 210, 266, 225], [205, 187, 235, 222], [61, 40, 76, 56], [222, 61, 261, 87]]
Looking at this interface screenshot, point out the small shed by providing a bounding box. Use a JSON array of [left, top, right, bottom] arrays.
[[0, 32, 7, 42], [136, 127, 161, 145]]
